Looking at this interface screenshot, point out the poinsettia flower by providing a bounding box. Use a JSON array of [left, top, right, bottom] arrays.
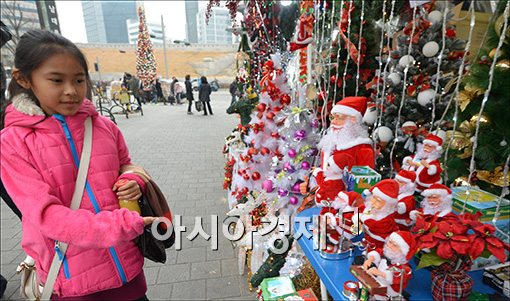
[[469, 223, 510, 263], [458, 212, 484, 228], [431, 220, 471, 259], [412, 214, 439, 238]]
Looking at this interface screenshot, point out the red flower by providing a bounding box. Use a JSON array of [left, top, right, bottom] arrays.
[[446, 29, 456, 38], [469, 223, 510, 263], [418, 219, 470, 260]]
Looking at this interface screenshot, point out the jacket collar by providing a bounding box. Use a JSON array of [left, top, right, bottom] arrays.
[[11, 93, 46, 116]]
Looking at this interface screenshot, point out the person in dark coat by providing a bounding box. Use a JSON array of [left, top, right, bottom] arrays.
[[198, 76, 213, 116], [128, 75, 142, 108], [229, 77, 239, 105], [185, 74, 194, 114], [155, 78, 164, 105]]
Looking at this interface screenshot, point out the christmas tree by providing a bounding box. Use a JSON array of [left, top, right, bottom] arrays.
[[373, 2, 466, 178], [136, 6, 157, 90], [446, 1, 510, 195]]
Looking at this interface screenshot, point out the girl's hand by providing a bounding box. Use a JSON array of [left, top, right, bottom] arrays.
[[113, 180, 142, 201], [143, 217, 158, 226]]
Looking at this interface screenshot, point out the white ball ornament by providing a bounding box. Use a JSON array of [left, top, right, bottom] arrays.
[[388, 72, 401, 85], [422, 41, 440, 57], [399, 55, 415, 68], [374, 126, 394, 143], [362, 109, 377, 125], [417, 89, 436, 106], [428, 11, 443, 24]]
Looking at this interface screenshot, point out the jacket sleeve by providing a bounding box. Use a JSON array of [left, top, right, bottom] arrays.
[[1, 134, 144, 249]]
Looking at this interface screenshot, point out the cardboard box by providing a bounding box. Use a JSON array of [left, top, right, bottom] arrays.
[[296, 289, 319, 301], [343, 166, 381, 194], [451, 186, 510, 221]]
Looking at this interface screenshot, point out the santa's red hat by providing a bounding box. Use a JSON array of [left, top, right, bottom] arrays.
[[327, 153, 354, 174], [388, 231, 417, 261], [368, 179, 399, 204], [421, 183, 451, 197], [423, 133, 443, 150], [395, 170, 416, 184], [337, 191, 362, 207], [330, 97, 369, 121]]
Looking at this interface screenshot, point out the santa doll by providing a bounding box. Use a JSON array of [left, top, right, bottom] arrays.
[[300, 97, 375, 200], [394, 170, 417, 230], [409, 184, 457, 222], [402, 133, 443, 191], [362, 231, 417, 300], [323, 191, 363, 244], [313, 152, 354, 215], [355, 179, 400, 252]]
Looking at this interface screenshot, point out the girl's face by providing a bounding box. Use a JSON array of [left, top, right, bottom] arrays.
[[16, 53, 87, 116]]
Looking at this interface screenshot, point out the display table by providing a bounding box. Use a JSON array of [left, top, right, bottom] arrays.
[[294, 207, 497, 300]]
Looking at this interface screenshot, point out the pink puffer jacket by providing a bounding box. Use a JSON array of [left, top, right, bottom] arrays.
[[0, 94, 145, 297]]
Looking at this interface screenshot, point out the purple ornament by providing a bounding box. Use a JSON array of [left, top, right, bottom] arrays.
[[291, 182, 302, 193], [301, 161, 311, 170], [278, 188, 289, 197], [289, 196, 299, 205], [262, 180, 274, 193], [309, 148, 319, 156], [294, 130, 307, 140], [288, 149, 297, 158], [283, 162, 295, 173], [311, 119, 319, 128]]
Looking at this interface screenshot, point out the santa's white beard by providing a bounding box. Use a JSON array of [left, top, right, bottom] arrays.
[[318, 120, 369, 153], [384, 244, 407, 265], [331, 199, 347, 211], [399, 183, 415, 195], [414, 143, 442, 161], [422, 197, 452, 215]]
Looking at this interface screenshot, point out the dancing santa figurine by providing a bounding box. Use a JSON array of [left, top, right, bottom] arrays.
[[362, 231, 417, 300], [323, 191, 363, 244], [409, 184, 457, 222], [402, 133, 443, 191], [394, 170, 417, 230], [355, 179, 399, 252]]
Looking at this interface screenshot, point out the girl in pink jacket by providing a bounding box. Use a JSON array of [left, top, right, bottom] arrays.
[[1, 30, 156, 300]]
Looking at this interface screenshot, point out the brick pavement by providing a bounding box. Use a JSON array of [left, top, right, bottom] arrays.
[[0, 90, 256, 300]]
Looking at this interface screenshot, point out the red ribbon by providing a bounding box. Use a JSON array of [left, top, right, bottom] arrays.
[[403, 17, 431, 44]]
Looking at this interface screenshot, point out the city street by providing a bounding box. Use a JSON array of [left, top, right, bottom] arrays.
[[1, 90, 256, 300]]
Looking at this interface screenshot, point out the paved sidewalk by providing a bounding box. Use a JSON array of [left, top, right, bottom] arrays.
[[1, 91, 256, 300]]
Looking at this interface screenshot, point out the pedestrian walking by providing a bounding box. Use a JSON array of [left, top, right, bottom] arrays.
[[185, 74, 194, 114], [229, 77, 239, 105], [155, 78, 164, 105], [198, 76, 213, 116], [0, 30, 156, 300], [128, 75, 142, 108]]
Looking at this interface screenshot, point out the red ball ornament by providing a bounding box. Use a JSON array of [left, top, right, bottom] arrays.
[[243, 174, 250, 181], [257, 103, 267, 112], [330, 75, 336, 84], [248, 147, 259, 156], [266, 112, 275, 120], [280, 94, 291, 106], [252, 172, 261, 181], [446, 29, 456, 38], [273, 106, 282, 112], [260, 147, 270, 155], [271, 132, 280, 138], [406, 85, 417, 97]]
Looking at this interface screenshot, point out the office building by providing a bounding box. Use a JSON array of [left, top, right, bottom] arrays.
[[1, 0, 41, 36], [185, 1, 199, 43], [197, 6, 233, 45], [126, 19, 163, 45], [82, 1, 137, 43]]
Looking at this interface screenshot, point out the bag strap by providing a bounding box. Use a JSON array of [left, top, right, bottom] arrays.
[[41, 117, 93, 300]]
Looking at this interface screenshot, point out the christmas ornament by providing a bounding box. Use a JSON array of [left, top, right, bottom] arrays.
[[252, 172, 261, 181], [469, 113, 490, 129], [494, 13, 510, 38], [291, 182, 302, 193], [399, 55, 415, 68], [301, 161, 311, 170], [260, 147, 271, 155], [374, 126, 393, 143], [266, 112, 275, 120], [496, 59, 510, 69], [289, 196, 299, 205], [280, 94, 291, 106], [262, 180, 274, 193], [283, 162, 295, 173], [417, 89, 436, 107], [257, 103, 267, 112], [388, 72, 401, 85], [488, 48, 505, 59], [427, 10, 443, 24], [477, 166, 510, 188], [294, 130, 307, 140], [501, 140, 508, 147], [401, 121, 418, 134], [311, 119, 319, 128], [457, 85, 484, 111], [362, 108, 377, 125], [288, 149, 297, 158], [278, 188, 289, 197], [422, 41, 440, 57]]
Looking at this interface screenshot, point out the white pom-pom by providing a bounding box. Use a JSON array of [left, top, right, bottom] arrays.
[[374, 126, 394, 143], [388, 72, 401, 85], [417, 89, 436, 107], [362, 109, 377, 125], [427, 11, 443, 24], [501, 140, 508, 147], [422, 41, 440, 57], [399, 55, 415, 68]]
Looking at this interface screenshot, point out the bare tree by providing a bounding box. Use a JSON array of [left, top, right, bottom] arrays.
[[1, 0, 40, 55]]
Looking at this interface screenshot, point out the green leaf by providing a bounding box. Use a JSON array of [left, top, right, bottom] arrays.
[[417, 252, 450, 270], [480, 247, 492, 259]]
